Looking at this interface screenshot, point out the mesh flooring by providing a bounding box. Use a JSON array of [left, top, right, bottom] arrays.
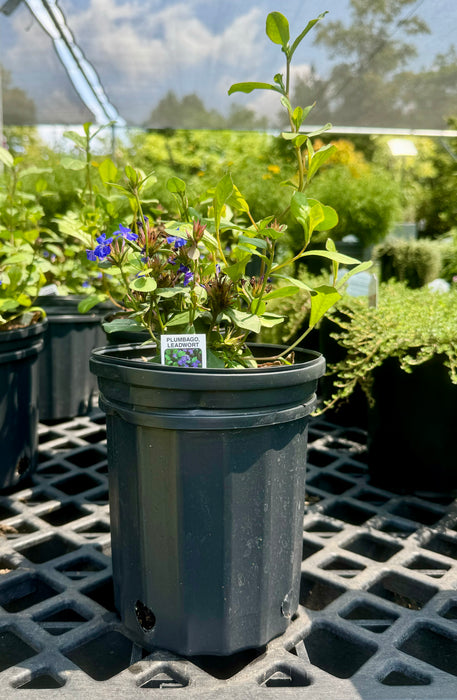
[[0, 411, 457, 698]]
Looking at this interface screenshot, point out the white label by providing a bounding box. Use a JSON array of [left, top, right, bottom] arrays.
[[160, 334, 207, 368], [39, 284, 59, 296]]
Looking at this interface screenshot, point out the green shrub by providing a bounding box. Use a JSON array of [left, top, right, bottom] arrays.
[[306, 165, 402, 249], [375, 238, 442, 287], [438, 229, 457, 282], [324, 280, 457, 409]]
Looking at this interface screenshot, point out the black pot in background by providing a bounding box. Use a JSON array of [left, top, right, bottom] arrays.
[[318, 316, 369, 429], [90, 342, 325, 656], [38, 296, 112, 421], [0, 319, 47, 490], [368, 355, 457, 495]]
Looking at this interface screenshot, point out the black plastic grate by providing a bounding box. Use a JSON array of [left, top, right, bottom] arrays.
[[0, 413, 456, 698]]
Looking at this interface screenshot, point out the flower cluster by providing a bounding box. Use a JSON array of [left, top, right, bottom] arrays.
[[86, 224, 138, 262]]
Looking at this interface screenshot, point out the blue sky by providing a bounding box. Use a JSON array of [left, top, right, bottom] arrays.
[[1, 0, 456, 125]]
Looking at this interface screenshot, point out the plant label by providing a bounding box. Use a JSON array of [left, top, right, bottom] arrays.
[[160, 334, 207, 368]]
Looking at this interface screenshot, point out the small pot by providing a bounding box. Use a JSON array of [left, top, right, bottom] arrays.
[[38, 295, 112, 421], [0, 319, 47, 490]]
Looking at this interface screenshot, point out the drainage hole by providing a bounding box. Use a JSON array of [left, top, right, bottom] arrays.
[[135, 600, 156, 631]]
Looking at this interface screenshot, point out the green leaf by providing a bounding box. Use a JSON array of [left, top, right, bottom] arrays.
[[290, 192, 324, 245], [292, 105, 304, 130], [238, 234, 267, 250], [167, 176, 186, 193], [129, 276, 158, 292], [214, 173, 233, 231], [251, 299, 266, 315], [99, 158, 118, 183], [228, 82, 282, 95], [262, 286, 300, 300], [305, 123, 333, 139], [16, 293, 31, 307], [336, 260, 373, 289], [207, 349, 225, 368], [61, 156, 86, 171], [289, 12, 328, 58], [77, 294, 106, 314], [0, 298, 19, 312], [309, 199, 338, 231], [0, 146, 14, 168], [18, 166, 52, 178], [224, 308, 262, 334], [266, 11, 290, 48], [281, 132, 308, 148], [309, 284, 341, 327], [228, 184, 250, 214], [270, 274, 313, 291], [63, 130, 86, 149], [165, 311, 190, 327], [156, 287, 189, 298], [102, 318, 145, 334], [301, 249, 360, 265], [125, 165, 138, 183], [215, 173, 233, 208], [259, 313, 285, 328], [307, 143, 337, 182], [326, 238, 338, 282], [224, 255, 251, 282]]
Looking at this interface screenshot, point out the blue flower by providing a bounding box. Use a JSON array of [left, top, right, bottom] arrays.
[[82, 281, 89, 288], [96, 232, 113, 246], [167, 235, 186, 249], [86, 233, 113, 261], [178, 264, 194, 286], [178, 355, 189, 366], [114, 223, 138, 241], [86, 249, 97, 261]]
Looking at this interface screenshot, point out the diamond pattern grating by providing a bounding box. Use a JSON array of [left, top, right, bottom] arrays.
[[0, 412, 457, 698]]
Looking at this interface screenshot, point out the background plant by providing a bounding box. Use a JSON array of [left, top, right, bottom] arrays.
[[0, 146, 48, 328], [307, 164, 402, 249], [324, 280, 457, 409], [375, 238, 443, 287]]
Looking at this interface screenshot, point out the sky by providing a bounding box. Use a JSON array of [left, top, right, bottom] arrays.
[[1, 0, 456, 126]]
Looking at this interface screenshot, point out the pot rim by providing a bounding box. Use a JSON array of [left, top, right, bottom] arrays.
[[90, 342, 326, 395]]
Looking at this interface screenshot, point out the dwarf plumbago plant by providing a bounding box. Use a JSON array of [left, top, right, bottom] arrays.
[[87, 10, 371, 368]]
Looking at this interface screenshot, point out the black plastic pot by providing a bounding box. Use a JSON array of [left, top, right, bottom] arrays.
[[318, 317, 369, 429], [38, 296, 111, 421], [90, 342, 325, 656], [368, 355, 457, 495], [0, 319, 47, 490]]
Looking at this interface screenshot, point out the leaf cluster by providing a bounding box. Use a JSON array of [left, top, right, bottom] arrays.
[[0, 146, 49, 327], [325, 280, 457, 408]]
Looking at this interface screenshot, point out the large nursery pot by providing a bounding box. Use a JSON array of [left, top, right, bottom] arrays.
[[90, 342, 325, 656], [0, 319, 47, 490], [367, 355, 457, 495], [38, 295, 111, 420]]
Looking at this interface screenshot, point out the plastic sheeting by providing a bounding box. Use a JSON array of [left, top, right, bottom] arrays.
[[1, 0, 457, 129]]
